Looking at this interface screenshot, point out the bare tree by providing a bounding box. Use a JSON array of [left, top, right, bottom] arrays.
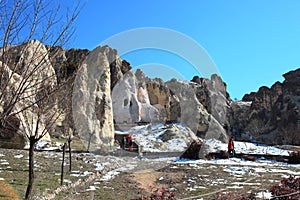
[[0, 0, 82, 199], [19, 89, 66, 199]]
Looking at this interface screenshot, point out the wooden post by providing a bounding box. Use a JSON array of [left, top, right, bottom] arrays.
[[68, 136, 72, 172], [61, 143, 66, 186]]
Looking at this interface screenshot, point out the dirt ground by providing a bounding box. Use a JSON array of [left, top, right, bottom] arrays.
[[0, 148, 299, 199]]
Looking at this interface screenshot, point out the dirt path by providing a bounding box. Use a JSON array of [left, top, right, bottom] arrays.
[[132, 169, 164, 191]]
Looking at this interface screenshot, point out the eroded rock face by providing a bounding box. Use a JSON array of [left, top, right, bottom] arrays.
[[166, 76, 229, 143], [112, 63, 230, 143], [72, 46, 115, 148], [47, 46, 89, 82], [231, 68, 300, 145], [136, 72, 173, 123], [0, 40, 56, 148], [0, 41, 235, 149], [112, 71, 140, 127], [46, 46, 90, 137], [112, 69, 164, 129]]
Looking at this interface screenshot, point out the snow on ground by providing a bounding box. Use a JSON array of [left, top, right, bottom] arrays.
[[14, 154, 24, 159], [35, 140, 62, 151], [256, 191, 272, 199], [205, 138, 290, 156], [117, 123, 291, 156], [118, 123, 193, 152], [117, 123, 300, 195], [173, 155, 300, 199]]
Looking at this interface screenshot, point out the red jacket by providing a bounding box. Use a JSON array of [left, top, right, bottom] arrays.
[[125, 134, 133, 141], [228, 138, 234, 150]]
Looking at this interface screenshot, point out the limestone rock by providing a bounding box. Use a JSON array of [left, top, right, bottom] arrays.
[[166, 78, 229, 143], [0, 40, 58, 148], [112, 70, 140, 127], [112, 63, 230, 143], [72, 46, 115, 149], [47, 46, 90, 137], [112, 70, 163, 129]]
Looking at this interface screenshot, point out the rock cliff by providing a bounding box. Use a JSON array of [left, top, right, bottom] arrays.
[[230, 68, 300, 145]]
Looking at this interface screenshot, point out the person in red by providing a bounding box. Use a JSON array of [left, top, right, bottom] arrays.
[[125, 134, 133, 151], [228, 136, 235, 157]]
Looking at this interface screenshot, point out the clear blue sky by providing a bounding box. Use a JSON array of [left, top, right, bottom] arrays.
[[71, 0, 300, 100]]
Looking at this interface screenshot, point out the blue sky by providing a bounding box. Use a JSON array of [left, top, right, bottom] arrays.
[[72, 0, 300, 99]]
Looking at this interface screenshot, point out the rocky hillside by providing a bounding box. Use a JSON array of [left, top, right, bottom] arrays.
[[0, 42, 231, 149], [1, 41, 299, 149], [230, 68, 300, 145]]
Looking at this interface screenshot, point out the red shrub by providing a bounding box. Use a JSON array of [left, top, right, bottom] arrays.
[[270, 175, 300, 199], [137, 186, 176, 200]]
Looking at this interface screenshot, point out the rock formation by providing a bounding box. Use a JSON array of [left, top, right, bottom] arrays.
[[8, 40, 297, 150], [111, 60, 230, 143], [230, 68, 300, 145], [72, 46, 115, 149], [0, 40, 55, 148], [2, 42, 192, 149]]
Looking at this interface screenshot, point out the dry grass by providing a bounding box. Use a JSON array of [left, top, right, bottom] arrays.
[[0, 147, 299, 199], [0, 180, 21, 200]]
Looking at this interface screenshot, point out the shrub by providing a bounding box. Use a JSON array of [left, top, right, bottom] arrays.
[[270, 175, 300, 199], [137, 185, 176, 200]]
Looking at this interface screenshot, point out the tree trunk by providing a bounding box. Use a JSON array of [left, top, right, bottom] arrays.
[[25, 137, 37, 199], [61, 143, 66, 186]]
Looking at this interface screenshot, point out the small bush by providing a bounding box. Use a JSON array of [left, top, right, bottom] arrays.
[[137, 185, 176, 200], [270, 175, 300, 199]]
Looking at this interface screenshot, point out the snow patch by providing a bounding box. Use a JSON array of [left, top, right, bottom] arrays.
[[256, 191, 272, 199], [122, 123, 194, 152], [0, 161, 9, 165], [14, 154, 24, 159], [86, 186, 97, 191], [205, 139, 290, 156], [100, 170, 120, 181], [35, 140, 62, 151]]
